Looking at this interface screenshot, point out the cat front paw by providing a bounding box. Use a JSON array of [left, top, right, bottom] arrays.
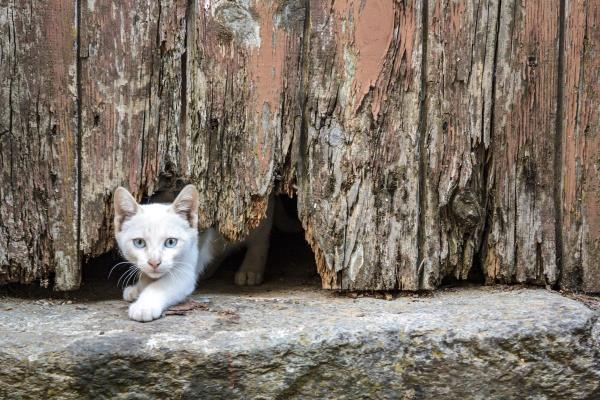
[[234, 270, 263, 286], [128, 299, 164, 322], [123, 285, 139, 302]]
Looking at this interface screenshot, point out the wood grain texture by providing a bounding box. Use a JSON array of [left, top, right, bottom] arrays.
[[296, 0, 424, 289], [79, 0, 187, 258], [561, 0, 600, 292], [0, 1, 79, 290], [424, 0, 498, 284], [483, 0, 560, 286], [186, 0, 305, 240], [2, 0, 599, 293]]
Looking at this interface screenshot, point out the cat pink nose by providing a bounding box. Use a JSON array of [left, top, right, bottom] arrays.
[[148, 260, 161, 269]]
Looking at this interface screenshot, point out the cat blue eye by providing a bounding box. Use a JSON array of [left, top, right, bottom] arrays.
[[164, 238, 178, 248], [132, 238, 146, 248]]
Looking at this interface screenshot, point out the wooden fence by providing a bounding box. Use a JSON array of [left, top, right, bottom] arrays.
[[1, 0, 598, 292]]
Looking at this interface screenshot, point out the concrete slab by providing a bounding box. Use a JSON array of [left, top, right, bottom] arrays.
[[1, 283, 599, 399]]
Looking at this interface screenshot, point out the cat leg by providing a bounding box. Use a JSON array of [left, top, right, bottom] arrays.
[[128, 269, 196, 322], [235, 196, 274, 286], [123, 273, 152, 302]]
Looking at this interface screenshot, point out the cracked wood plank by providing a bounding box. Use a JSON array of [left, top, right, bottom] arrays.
[[296, 0, 424, 290], [483, 0, 560, 286], [561, 0, 600, 293], [2, 0, 599, 294], [0, 0, 79, 290], [423, 0, 498, 285], [186, 0, 305, 240], [79, 0, 187, 259]]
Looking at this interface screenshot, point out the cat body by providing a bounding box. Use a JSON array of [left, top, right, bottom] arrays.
[[113, 185, 272, 322]]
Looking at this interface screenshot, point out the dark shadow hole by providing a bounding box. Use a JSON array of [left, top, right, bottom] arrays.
[[0, 250, 124, 301], [440, 257, 485, 289], [200, 194, 320, 293]]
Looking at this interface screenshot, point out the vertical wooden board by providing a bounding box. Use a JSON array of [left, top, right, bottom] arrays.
[[79, 0, 187, 257], [484, 0, 559, 285], [0, 1, 79, 289], [296, 0, 424, 289], [424, 0, 498, 283], [561, 0, 600, 292], [186, 0, 305, 239], [147, 1, 189, 184]]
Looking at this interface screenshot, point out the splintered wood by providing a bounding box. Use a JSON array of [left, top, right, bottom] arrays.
[[1, 0, 599, 292]]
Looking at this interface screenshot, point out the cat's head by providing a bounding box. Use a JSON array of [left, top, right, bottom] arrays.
[[113, 185, 199, 279]]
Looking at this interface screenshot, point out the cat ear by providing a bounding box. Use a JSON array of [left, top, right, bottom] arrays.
[[171, 184, 199, 228], [113, 187, 140, 232]]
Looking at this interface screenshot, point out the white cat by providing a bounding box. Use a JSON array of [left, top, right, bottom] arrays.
[[113, 184, 272, 322]]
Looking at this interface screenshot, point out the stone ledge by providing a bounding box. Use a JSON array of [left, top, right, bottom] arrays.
[[1, 286, 599, 399]]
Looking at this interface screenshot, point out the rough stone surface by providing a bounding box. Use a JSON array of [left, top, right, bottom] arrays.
[[0, 285, 599, 399]]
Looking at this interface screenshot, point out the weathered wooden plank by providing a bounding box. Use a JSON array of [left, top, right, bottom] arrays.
[[484, 0, 560, 285], [295, 0, 424, 289], [0, 0, 79, 289], [186, 0, 305, 240], [561, 0, 600, 292], [424, 0, 499, 284], [79, 0, 187, 258], [3, 0, 599, 294]]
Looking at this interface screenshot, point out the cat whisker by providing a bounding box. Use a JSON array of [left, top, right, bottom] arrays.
[[171, 264, 196, 278], [167, 263, 195, 275], [108, 261, 134, 279], [166, 269, 176, 282], [125, 268, 140, 289], [122, 268, 137, 288], [117, 269, 130, 288], [170, 262, 196, 273], [166, 269, 189, 287], [170, 261, 194, 267], [168, 266, 195, 284], [118, 266, 137, 288], [117, 266, 135, 286], [166, 268, 184, 284], [116, 269, 128, 287], [123, 268, 135, 288]]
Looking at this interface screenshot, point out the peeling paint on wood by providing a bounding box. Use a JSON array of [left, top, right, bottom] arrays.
[[186, 0, 304, 240], [330, 0, 396, 118], [1, 0, 600, 292], [296, 0, 424, 290], [79, 0, 187, 258]]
